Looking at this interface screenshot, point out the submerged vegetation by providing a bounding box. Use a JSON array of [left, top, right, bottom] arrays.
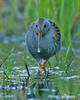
[[0, 0, 80, 99]]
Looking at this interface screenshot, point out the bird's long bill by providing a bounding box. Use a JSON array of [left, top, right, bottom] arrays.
[[37, 31, 43, 53]]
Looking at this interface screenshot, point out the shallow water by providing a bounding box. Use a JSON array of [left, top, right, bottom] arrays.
[[0, 34, 80, 100]]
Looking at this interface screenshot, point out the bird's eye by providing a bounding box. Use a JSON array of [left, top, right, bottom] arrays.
[[36, 25, 38, 28], [44, 24, 46, 28]]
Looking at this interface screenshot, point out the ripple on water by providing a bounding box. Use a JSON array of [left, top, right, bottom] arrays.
[[48, 95, 60, 99], [64, 75, 80, 80]]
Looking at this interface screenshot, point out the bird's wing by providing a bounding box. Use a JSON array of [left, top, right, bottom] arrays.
[[48, 20, 61, 43]]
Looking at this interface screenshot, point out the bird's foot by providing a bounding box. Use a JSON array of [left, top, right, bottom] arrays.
[[38, 66, 44, 74], [38, 60, 47, 74]]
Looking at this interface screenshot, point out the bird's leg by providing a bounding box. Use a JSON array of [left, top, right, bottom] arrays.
[[39, 65, 43, 73], [38, 60, 48, 73], [38, 60, 44, 73], [42, 60, 49, 77], [42, 60, 47, 69], [43, 61, 46, 69]]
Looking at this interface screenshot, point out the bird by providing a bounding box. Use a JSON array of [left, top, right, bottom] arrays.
[[26, 17, 61, 73]]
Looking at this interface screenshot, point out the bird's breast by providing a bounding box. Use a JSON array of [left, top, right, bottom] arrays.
[[40, 35, 55, 53]]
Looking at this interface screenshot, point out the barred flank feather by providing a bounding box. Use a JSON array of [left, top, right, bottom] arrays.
[[48, 20, 61, 42]]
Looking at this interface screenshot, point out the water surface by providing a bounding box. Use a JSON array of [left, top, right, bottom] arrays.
[[0, 34, 80, 100]]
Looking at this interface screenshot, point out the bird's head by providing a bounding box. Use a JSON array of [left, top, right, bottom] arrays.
[[34, 18, 50, 39], [33, 18, 51, 52]]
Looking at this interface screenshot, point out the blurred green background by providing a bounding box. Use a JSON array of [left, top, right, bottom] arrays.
[[0, 0, 80, 43], [0, 0, 80, 99]]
